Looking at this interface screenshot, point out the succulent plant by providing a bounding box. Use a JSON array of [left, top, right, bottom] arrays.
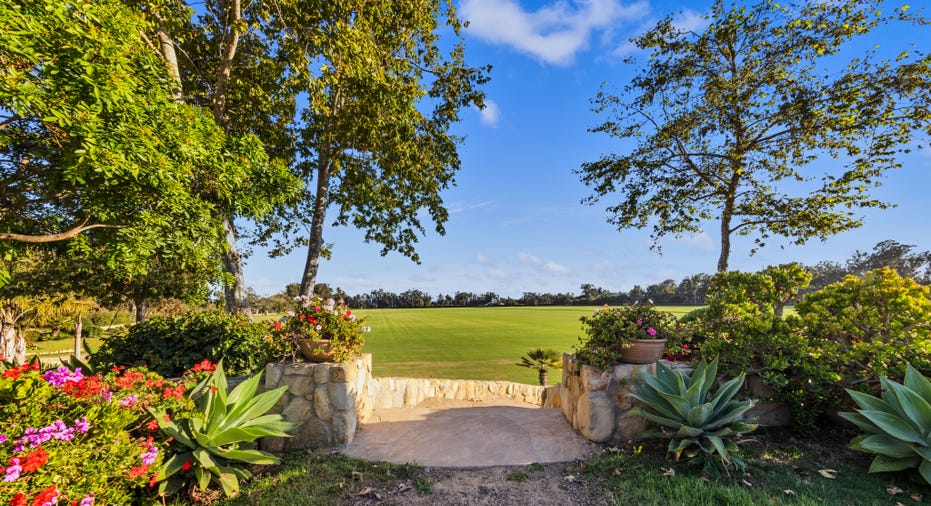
[[148, 361, 294, 497], [839, 365, 931, 485], [630, 357, 757, 475]]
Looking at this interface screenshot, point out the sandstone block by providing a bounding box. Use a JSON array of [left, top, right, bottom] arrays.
[[295, 418, 331, 448], [332, 411, 359, 445], [576, 392, 616, 442], [328, 383, 355, 411], [314, 386, 332, 421], [281, 397, 312, 423], [265, 363, 283, 389], [314, 365, 330, 384], [281, 374, 313, 397]]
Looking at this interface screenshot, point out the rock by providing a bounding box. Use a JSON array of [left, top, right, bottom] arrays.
[[576, 392, 616, 442], [748, 401, 792, 427], [295, 418, 331, 448], [314, 365, 330, 384], [281, 373, 313, 397], [265, 363, 283, 389], [260, 436, 286, 453], [314, 386, 332, 421], [281, 397, 312, 423], [329, 383, 355, 411], [332, 411, 358, 445]]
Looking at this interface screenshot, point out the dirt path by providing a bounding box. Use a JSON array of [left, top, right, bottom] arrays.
[[345, 461, 603, 506]]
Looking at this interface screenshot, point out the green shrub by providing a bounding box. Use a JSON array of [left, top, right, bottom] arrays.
[[629, 357, 758, 476], [840, 365, 931, 485], [696, 264, 842, 432], [796, 267, 931, 391], [91, 310, 273, 377]]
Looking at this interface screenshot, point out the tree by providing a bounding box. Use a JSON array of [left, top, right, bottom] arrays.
[[516, 348, 563, 386], [137, 0, 302, 316], [846, 240, 931, 284], [579, 0, 930, 272], [253, 0, 490, 297]]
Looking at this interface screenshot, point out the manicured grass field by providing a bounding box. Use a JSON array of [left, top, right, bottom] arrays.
[[357, 306, 698, 384]]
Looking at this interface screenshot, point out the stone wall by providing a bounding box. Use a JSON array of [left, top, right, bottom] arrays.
[[368, 376, 555, 409], [261, 354, 373, 451], [559, 354, 656, 443]]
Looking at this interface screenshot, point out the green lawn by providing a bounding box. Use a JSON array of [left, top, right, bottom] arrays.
[[357, 306, 698, 384]]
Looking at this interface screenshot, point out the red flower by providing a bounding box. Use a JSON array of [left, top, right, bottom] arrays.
[[129, 465, 149, 478], [9, 493, 25, 506], [30, 486, 57, 506], [299, 314, 306, 321], [149, 473, 159, 488], [274, 321, 282, 331], [147, 419, 160, 431], [182, 460, 192, 471], [21, 447, 48, 473]]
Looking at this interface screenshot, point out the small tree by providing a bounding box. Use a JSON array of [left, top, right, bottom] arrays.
[[517, 348, 563, 386]]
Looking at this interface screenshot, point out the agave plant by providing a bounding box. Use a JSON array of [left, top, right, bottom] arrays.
[[148, 361, 294, 498], [629, 357, 757, 475], [839, 365, 931, 485]]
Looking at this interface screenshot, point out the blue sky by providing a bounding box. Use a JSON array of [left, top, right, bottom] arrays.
[[245, 0, 931, 298]]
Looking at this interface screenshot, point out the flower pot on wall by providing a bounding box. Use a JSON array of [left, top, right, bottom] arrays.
[[620, 339, 667, 364], [298, 339, 336, 363]]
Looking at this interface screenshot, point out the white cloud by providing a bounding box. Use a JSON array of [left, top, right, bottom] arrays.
[[476, 99, 500, 126], [518, 252, 543, 265], [476, 252, 491, 264], [673, 232, 715, 252], [672, 8, 708, 33], [448, 200, 496, 214], [545, 261, 571, 274], [462, 0, 649, 65]]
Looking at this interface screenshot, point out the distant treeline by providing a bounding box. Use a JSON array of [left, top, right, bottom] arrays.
[[248, 240, 930, 312]]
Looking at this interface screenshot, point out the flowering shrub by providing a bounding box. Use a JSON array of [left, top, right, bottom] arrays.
[[0, 363, 175, 504], [576, 304, 678, 370], [0, 357, 234, 504], [270, 296, 370, 363]]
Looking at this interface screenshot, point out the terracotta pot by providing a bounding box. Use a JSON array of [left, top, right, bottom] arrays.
[[619, 338, 667, 364], [298, 338, 335, 363]]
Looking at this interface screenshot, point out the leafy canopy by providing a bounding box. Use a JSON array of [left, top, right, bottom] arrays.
[[578, 0, 930, 272]]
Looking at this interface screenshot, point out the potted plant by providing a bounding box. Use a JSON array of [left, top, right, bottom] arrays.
[[269, 296, 370, 363], [577, 304, 677, 367]]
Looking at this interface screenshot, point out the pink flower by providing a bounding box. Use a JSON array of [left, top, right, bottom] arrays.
[[4, 458, 22, 482], [647, 327, 657, 336], [636, 318, 642, 326]]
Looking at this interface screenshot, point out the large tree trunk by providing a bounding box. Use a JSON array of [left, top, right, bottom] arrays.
[[157, 19, 253, 318], [299, 156, 332, 298], [134, 298, 148, 324], [0, 305, 25, 364], [718, 196, 735, 272], [221, 216, 253, 317], [73, 313, 83, 359]]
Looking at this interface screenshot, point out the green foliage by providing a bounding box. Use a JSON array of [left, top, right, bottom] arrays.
[[697, 265, 838, 432], [269, 296, 368, 363], [840, 365, 931, 485], [250, 0, 490, 294], [630, 357, 758, 475], [90, 311, 272, 377], [578, 0, 931, 272], [796, 267, 931, 387], [577, 305, 678, 370], [149, 362, 294, 498]]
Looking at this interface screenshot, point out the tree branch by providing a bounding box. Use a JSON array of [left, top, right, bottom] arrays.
[[0, 217, 123, 243]]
